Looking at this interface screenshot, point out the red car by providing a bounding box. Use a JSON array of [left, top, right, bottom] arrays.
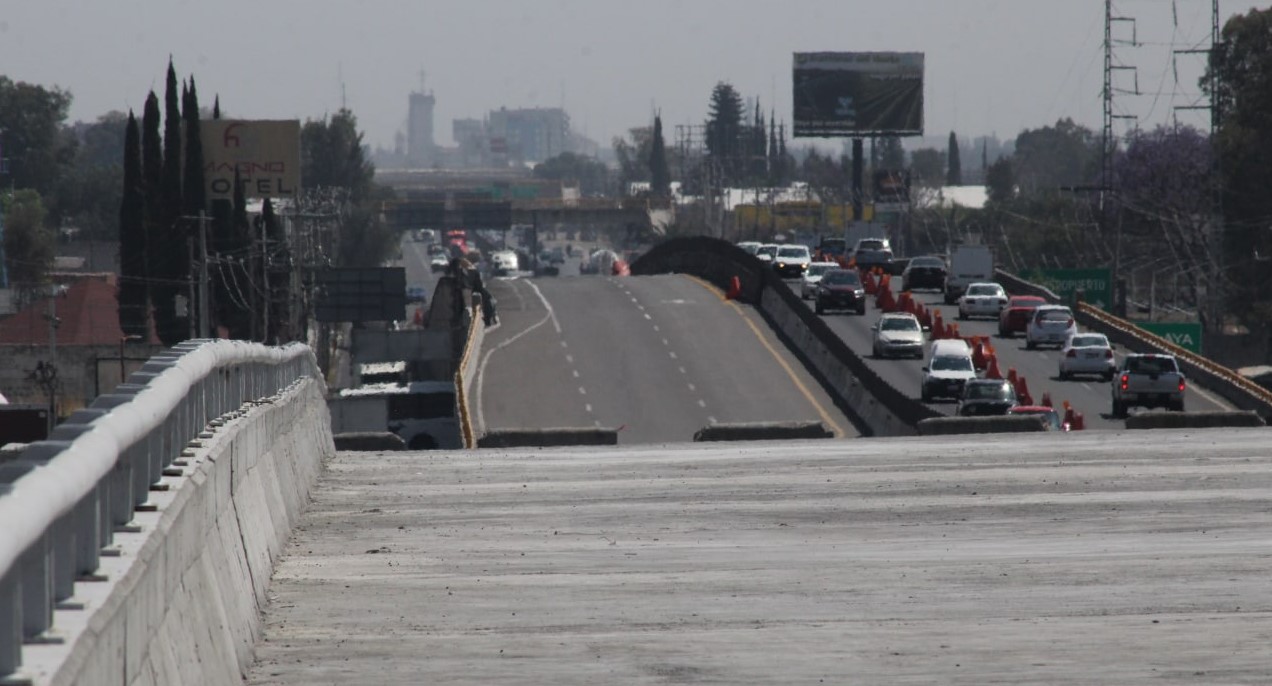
[[998, 295, 1047, 337]]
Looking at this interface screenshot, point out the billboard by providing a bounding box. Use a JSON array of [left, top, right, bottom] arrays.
[[202, 120, 301, 200], [313, 267, 407, 323], [793, 52, 924, 137]]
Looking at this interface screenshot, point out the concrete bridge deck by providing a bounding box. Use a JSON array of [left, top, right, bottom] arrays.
[[247, 430, 1272, 684]]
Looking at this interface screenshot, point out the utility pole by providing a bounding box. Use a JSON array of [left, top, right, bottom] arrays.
[[260, 214, 270, 343], [199, 210, 210, 338]]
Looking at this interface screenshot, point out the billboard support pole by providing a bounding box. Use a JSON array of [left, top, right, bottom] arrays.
[[851, 138, 864, 224]]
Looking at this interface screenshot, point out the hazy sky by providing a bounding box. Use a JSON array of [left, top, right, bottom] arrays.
[[0, 1, 1247, 151]]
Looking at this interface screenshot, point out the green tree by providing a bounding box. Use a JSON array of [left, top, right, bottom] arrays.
[[2, 189, 54, 304], [118, 111, 148, 338], [1011, 118, 1097, 195], [56, 112, 127, 241], [302, 108, 396, 268], [984, 157, 1016, 205], [533, 152, 610, 197], [878, 136, 905, 170], [613, 125, 652, 191], [154, 59, 188, 345], [0, 77, 76, 203], [141, 92, 163, 326], [302, 108, 375, 204], [649, 114, 671, 198], [909, 147, 946, 188], [947, 131, 963, 186], [1205, 7, 1272, 321], [182, 77, 206, 218], [705, 82, 745, 182]]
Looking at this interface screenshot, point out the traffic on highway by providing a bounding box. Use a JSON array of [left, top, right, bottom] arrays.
[[775, 239, 1231, 430]]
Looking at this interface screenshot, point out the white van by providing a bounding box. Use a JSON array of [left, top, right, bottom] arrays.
[[944, 245, 994, 304], [921, 339, 977, 402]]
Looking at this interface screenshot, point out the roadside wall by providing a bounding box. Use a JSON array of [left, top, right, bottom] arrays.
[[39, 378, 334, 686], [634, 237, 940, 436]]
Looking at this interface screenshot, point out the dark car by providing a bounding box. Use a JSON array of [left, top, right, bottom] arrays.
[[854, 248, 894, 274], [956, 379, 1020, 416], [815, 269, 867, 315], [902, 255, 947, 291]]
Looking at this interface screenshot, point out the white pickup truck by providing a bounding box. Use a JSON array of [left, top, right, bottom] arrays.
[[1111, 353, 1186, 418]]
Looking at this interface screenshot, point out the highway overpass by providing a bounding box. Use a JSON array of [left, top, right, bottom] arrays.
[[4, 237, 1272, 684]]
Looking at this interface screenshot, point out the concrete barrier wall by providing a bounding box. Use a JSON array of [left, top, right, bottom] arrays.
[[634, 237, 941, 437], [455, 303, 485, 449], [33, 378, 334, 686]]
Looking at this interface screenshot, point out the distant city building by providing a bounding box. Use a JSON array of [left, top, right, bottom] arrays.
[[488, 107, 569, 164], [378, 84, 602, 171], [407, 90, 437, 167]]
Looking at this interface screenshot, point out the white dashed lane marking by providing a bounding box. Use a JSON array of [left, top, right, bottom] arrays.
[[578, 387, 587, 396]]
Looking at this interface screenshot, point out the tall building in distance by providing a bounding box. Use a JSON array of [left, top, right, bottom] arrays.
[[406, 77, 437, 168]]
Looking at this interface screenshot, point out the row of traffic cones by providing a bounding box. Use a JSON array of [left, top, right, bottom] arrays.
[[863, 272, 1087, 430]]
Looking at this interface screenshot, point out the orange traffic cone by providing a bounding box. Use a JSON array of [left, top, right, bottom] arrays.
[[1015, 376, 1033, 405], [949, 323, 960, 339], [863, 270, 877, 295], [1007, 367, 1018, 385], [726, 276, 741, 300], [1071, 411, 1085, 431], [972, 340, 987, 370], [985, 355, 1003, 380], [1063, 405, 1077, 428], [931, 311, 945, 338], [1041, 392, 1053, 408]]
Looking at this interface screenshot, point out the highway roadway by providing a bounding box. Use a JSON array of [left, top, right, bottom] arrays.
[[794, 277, 1231, 430], [473, 274, 857, 444]]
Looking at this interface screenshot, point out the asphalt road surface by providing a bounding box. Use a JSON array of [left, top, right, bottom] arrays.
[[248, 428, 1272, 684], [473, 273, 857, 443], [795, 278, 1230, 429]]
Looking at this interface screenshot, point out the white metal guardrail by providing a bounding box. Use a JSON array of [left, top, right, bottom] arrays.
[[0, 339, 322, 680]]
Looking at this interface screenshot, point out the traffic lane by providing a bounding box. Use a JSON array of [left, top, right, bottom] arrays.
[[612, 275, 852, 437], [793, 277, 1224, 430], [476, 274, 856, 444], [472, 278, 596, 433], [519, 276, 715, 443], [907, 288, 1229, 423]]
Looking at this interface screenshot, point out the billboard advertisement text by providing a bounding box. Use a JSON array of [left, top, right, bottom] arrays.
[[793, 52, 924, 137], [202, 120, 301, 200]]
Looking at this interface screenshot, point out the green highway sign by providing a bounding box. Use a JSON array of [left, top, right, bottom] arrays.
[[1020, 268, 1113, 311], [1138, 321, 1203, 354]]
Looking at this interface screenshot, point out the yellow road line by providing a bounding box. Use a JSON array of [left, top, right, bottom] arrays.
[[683, 275, 847, 438]]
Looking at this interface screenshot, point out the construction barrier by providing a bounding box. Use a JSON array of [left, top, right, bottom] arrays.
[[917, 415, 1049, 435], [477, 428, 620, 448], [333, 432, 407, 451], [1123, 411, 1266, 430], [692, 421, 834, 442]]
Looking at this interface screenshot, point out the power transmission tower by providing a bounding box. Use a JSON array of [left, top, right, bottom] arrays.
[[1102, 0, 1138, 315], [1173, 0, 1223, 331]]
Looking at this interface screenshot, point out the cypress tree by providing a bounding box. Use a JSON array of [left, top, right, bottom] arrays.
[[182, 77, 206, 217], [212, 94, 221, 119], [118, 111, 148, 339], [947, 131, 963, 186], [155, 59, 188, 344], [141, 92, 163, 336], [649, 114, 670, 198]]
